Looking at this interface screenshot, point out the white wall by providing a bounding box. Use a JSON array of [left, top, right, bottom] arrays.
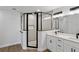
[[0, 9, 21, 48], [21, 31, 27, 49], [53, 6, 72, 14]]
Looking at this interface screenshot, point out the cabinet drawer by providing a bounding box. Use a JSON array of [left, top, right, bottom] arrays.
[[57, 39, 64, 52], [57, 38, 63, 46], [57, 38, 63, 42], [63, 39, 79, 48]]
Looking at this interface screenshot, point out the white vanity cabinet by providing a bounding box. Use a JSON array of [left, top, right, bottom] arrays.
[[64, 44, 79, 52], [64, 44, 74, 52], [63, 40, 79, 52], [46, 34, 79, 52], [47, 35, 57, 52], [74, 47, 79, 52], [47, 35, 64, 52]]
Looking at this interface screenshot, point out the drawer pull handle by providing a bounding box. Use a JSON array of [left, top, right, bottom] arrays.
[[58, 45, 61, 47], [50, 40, 52, 43], [58, 40, 61, 41], [74, 49, 76, 52], [71, 48, 73, 52]]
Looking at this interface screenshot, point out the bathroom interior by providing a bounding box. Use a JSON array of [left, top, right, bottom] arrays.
[[0, 6, 79, 52]]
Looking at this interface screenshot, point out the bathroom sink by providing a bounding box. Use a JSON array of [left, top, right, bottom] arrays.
[[69, 37, 77, 40]]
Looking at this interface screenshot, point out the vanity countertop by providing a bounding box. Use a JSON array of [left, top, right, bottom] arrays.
[[46, 30, 79, 43]]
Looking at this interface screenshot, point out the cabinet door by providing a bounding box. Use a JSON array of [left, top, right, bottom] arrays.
[[73, 48, 79, 52], [47, 35, 57, 52], [47, 36, 53, 51], [64, 43, 79, 52], [51, 36, 57, 52], [64, 44, 73, 52]]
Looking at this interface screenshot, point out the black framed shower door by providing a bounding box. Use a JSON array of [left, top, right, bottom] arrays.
[[26, 12, 40, 48]]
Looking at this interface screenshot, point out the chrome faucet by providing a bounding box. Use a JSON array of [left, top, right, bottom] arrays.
[[76, 33, 79, 39]]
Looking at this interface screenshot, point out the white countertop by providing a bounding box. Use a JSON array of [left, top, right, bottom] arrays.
[[46, 30, 79, 43]]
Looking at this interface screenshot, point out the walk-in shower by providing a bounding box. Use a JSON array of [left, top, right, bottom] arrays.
[[21, 12, 52, 48]]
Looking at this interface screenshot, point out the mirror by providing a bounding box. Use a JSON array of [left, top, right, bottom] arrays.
[[53, 14, 79, 34], [42, 13, 52, 31]]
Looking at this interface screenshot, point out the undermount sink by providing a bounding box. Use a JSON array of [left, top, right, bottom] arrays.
[[47, 30, 78, 40], [69, 37, 77, 40], [58, 33, 77, 40]]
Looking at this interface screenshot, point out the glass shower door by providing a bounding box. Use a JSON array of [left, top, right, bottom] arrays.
[[27, 13, 37, 48]]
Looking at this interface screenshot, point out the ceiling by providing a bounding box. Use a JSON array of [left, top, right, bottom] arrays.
[[0, 6, 61, 13]]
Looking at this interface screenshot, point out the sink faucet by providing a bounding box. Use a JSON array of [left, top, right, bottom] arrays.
[[76, 33, 79, 39], [55, 31, 57, 34]]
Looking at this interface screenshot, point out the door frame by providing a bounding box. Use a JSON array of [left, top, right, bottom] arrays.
[[26, 12, 39, 48]]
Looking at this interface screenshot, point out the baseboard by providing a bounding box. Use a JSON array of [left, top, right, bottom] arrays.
[[0, 42, 21, 48]]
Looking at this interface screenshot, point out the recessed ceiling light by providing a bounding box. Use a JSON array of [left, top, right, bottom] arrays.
[[37, 9, 41, 12]]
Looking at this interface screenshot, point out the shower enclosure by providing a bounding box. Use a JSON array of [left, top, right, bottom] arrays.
[[21, 12, 52, 48]]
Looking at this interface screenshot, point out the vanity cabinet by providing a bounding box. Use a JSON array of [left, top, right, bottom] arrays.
[[47, 35, 64, 52], [64, 44, 74, 52], [64, 44, 79, 52], [74, 47, 79, 52], [63, 40, 79, 52], [47, 35, 79, 52]]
